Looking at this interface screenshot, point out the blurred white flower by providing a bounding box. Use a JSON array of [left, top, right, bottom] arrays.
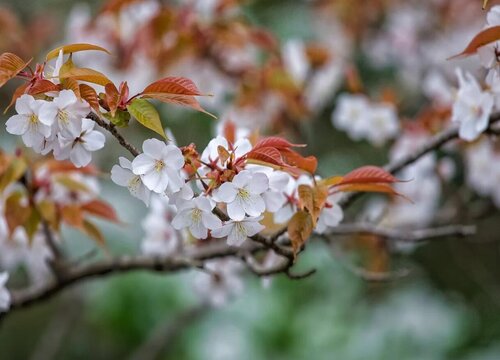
[[141, 197, 180, 256], [193, 259, 244, 307], [212, 170, 269, 221], [111, 157, 151, 206], [132, 139, 185, 194], [452, 68, 493, 141], [172, 196, 222, 239], [0, 272, 10, 312], [6, 95, 52, 153], [315, 194, 344, 234], [332, 94, 370, 139]]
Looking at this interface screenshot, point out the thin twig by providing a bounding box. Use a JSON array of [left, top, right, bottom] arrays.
[[87, 112, 140, 157]]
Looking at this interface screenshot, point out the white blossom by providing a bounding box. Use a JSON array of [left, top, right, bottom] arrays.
[[212, 170, 269, 221], [365, 103, 400, 145], [132, 139, 185, 194], [39, 90, 90, 136], [172, 196, 222, 239], [201, 135, 252, 166], [452, 69, 494, 142], [332, 94, 370, 141], [141, 197, 180, 256], [57, 118, 105, 167], [111, 157, 151, 205], [0, 272, 10, 312], [6, 95, 52, 152], [211, 216, 264, 247], [315, 194, 344, 234], [193, 259, 244, 307]]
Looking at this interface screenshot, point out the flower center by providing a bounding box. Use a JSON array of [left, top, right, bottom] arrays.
[[191, 208, 202, 223], [128, 176, 141, 192], [29, 114, 38, 124], [235, 222, 247, 236], [154, 160, 165, 172], [58, 110, 69, 124], [237, 188, 250, 200]]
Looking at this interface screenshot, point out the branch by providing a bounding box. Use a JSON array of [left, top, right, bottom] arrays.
[[3, 240, 260, 317], [339, 112, 500, 208], [87, 112, 140, 157], [327, 223, 476, 243]]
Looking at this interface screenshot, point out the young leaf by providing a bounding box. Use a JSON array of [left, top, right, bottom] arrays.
[[0, 52, 31, 87], [142, 77, 204, 96], [287, 210, 314, 257], [105, 82, 121, 116], [0, 157, 27, 192], [334, 166, 399, 186], [5, 192, 31, 236], [82, 219, 106, 247], [58, 67, 112, 86], [127, 98, 166, 139], [141, 93, 216, 118], [81, 200, 120, 223], [280, 148, 317, 174], [45, 43, 110, 61], [335, 183, 409, 200], [253, 136, 305, 150], [449, 26, 500, 59], [28, 79, 60, 95], [79, 84, 100, 111], [60, 204, 84, 228], [298, 184, 328, 226], [217, 145, 231, 164], [140, 77, 215, 118]]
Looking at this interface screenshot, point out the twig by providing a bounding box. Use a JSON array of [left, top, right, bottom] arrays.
[[87, 112, 140, 157], [327, 223, 476, 243]]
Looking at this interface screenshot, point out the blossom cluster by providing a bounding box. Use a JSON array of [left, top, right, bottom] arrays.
[[6, 87, 105, 168]]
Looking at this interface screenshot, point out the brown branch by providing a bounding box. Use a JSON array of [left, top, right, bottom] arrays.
[[327, 223, 476, 243], [87, 112, 140, 157]]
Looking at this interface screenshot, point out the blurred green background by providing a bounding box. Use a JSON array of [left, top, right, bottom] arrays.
[[1, 1, 500, 359]]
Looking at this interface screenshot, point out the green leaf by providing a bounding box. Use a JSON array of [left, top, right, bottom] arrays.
[[104, 109, 130, 127], [127, 99, 166, 139]]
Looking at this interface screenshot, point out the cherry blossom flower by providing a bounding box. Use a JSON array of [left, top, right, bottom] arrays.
[[0, 272, 10, 312], [172, 196, 222, 239], [132, 139, 185, 194], [193, 259, 244, 307], [111, 157, 151, 205], [201, 135, 252, 166], [6, 95, 52, 153], [452, 69, 494, 141], [211, 216, 264, 247], [365, 102, 400, 146], [141, 197, 180, 256], [212, 170, 269, 221], [315, 194, 344, 234], [57, 118, 105, 167], [332, 94, 371, 141], [39, 90, 90, 136]]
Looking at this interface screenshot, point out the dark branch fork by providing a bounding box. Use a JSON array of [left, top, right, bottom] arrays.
[[5, 110, 493, 319]]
